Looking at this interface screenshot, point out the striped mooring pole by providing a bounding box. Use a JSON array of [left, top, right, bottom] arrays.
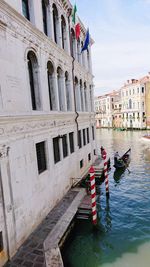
[[102, 149, 110, 199], [89, 166, 97, 225]]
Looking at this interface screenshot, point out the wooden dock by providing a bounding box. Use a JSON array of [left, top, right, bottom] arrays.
[[76, 195, 92, 220], [76, 157, 104, 220]]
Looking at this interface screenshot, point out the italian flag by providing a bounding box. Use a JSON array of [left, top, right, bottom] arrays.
[[72, 4, 77, 24], [72, 4, 80, 40]]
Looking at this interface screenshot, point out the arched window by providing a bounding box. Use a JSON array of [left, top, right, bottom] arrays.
[[22, 0, 30, 20], [80, 80, 84, 111], [47, 61, 56, 110], [84, 82, 88, 111], [57, 67, 64, 111], [61, 16, 67, 50], [42, 0, 48, 35], [53, 4, 59, 44], [65, 72, 71, 111], [70, 28, 76, 58], [27, 51, 41, 110]]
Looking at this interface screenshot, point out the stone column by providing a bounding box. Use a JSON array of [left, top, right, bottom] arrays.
[[0, 145, 17, 258], [48, 3, 54, 40], [75, 39, 78, 61], [79, 42, 82, 64], [86, 84, 90, 112], [78, 83, 81, 111], [81, 84, 85, 112], [61, 74, 67, 111], [53, 71, 59, 111], [58, 15, 62, 48], [66, 21, 71, 55], [69, 73, 75, 111], [88, 45, 93, 73]]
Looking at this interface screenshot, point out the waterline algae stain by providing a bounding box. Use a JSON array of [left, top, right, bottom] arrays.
[[62, 129, 150, 267]]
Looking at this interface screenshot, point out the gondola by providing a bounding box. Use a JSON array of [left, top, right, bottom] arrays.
[[114, 148, 131, 169]]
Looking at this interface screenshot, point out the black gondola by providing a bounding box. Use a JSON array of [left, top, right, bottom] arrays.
[[114, 148, 131, 169]]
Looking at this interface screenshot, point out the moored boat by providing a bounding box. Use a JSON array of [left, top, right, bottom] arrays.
[[114, 149, 131, 169], [142, 134, 150, 141]]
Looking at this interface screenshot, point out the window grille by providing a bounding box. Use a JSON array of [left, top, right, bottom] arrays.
[[62, 135, 68, 158], [83, 129, 86, 146], [36, 142, 47, 174], [78, 130, 82, 148], [69, 132, 74, 153], [53, 137, 60, 163], [87, 128, 89, 143]]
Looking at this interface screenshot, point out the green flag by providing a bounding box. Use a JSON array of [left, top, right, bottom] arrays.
[[72, 4, 77, 24]]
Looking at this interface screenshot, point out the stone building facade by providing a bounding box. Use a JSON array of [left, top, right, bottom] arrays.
[[0, 0, 95, 265], [95, 91, 119, 128], [95, 75, 150, 130], [121, 78, 148, 129]]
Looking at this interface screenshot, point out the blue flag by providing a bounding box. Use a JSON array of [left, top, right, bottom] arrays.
[[81, 28, 90, 53]]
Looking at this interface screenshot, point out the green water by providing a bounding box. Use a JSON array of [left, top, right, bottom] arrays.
[[62, 129, 150, 267]]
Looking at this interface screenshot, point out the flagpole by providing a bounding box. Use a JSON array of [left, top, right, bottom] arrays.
[[67, 7, 79, 146]]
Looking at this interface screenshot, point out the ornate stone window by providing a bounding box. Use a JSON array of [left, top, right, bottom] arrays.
[[61, 15, 67, 50], [27, 51, 41, 110], [70, 28, 76, 58], [42, 0, 48, 35], [52, 4, 59, 44]]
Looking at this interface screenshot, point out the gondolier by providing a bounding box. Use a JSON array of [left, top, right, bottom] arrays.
[[114, 151, 120, 165], [114, 149, 131, 169]]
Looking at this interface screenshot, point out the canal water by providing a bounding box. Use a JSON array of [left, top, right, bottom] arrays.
[[62, 129, 150, 267]]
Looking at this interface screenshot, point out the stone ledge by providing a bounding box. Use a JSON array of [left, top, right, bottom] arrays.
[[44, 188, 86, 267]]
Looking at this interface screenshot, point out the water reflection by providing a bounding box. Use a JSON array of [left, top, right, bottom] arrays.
[[113, 168, 126, 183]]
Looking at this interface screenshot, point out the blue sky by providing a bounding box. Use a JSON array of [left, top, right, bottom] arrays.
[[72, 0, 150, 95]]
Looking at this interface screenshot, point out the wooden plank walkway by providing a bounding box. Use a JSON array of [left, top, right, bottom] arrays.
[[76, 195, 92, 220]]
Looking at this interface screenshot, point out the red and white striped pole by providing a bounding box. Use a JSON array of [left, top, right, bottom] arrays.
[[89, 166, 97, 225], [102, 149, 110, 199]]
